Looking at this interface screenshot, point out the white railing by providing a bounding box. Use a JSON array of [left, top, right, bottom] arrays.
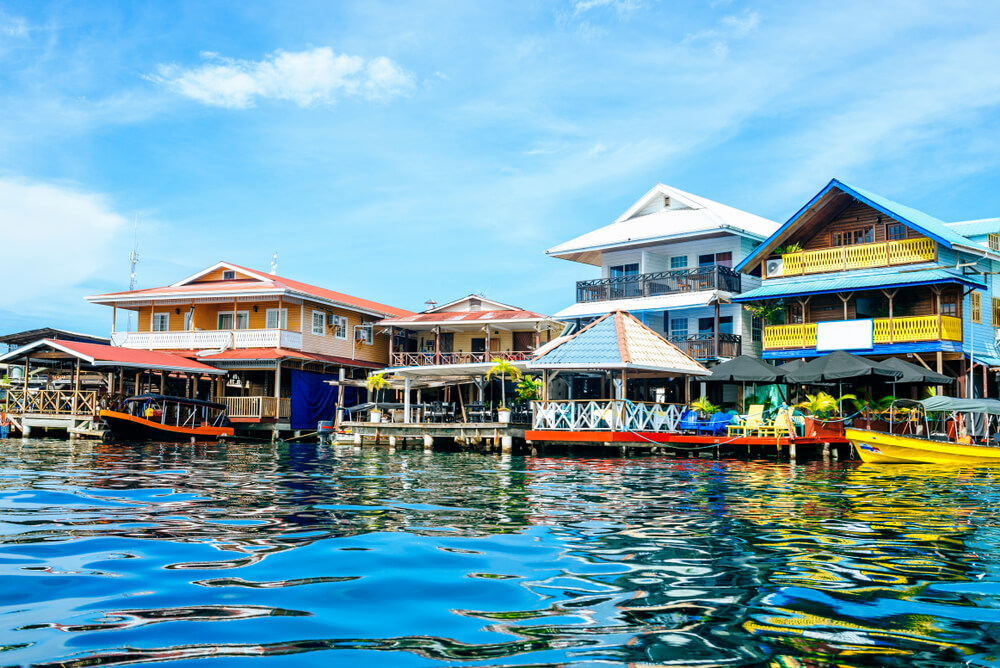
[[113, 329, 303, 351], [222, 396, 291, 419], [531, 400, 685, 433]]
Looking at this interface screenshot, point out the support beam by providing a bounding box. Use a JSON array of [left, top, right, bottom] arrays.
[[404, 375, 411, 423]]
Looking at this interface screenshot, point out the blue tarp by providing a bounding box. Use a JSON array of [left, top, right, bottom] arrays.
[[290, 369, 363, 430]]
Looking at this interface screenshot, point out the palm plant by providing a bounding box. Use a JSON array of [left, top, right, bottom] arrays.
[[365, 373, 390, 407], [515, 376, 542, 402], [850, 391, 896, 417], [487, 358, 523, 408], [795, 392, 856, 420], [691, 396, 720, 417]]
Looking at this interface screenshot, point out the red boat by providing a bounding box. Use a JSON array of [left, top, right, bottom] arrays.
[[99, 394, 235, 443]]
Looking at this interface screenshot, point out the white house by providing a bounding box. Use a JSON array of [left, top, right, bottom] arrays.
[[545, 184, 779, 363]]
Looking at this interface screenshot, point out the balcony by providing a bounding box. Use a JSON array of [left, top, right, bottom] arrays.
[[773, 238, 935, 277], [390, 350, 534, 367], [576, 266, 742, 303], [669, 333, 741, 361], [763, 315, 962, 350], [220, 396, 291, 422], [112, 329, 304, 351]]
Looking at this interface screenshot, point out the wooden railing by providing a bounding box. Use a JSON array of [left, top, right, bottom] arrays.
[[763, 315, 962, 350], [668, 333, 741, 360], [390, 350, 534, 367], [773, 238, 935, 277], [5, 390, 99, 416], [113, 329, 304, 351], [532, 400, 686, 432], [221, 396, 291, 420], [576, 265, 742, 303]]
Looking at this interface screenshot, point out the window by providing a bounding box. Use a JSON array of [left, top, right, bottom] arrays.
[[152, 313, 169, 331], [990, 234, 999, 252], [751, 316, 763, 342], [609, 263, 639, 278], [217, 311, 249, 330], [266, 308, 288, 329], [312, 311, 326, 336], [669, 318, 688, 340], [832, 227, 874, 246], [887, 224, 906, 241], [356, 323, 374, 345], [994, 297, 1000, 327], [716, 252, 733, 268], [698, 254, 715, 267], [940, 294, 958, 318], [223, 270, 236, 280], [670, 255, 688, 269], [972, 291, 982, 323], [332, 315, 348, 339]]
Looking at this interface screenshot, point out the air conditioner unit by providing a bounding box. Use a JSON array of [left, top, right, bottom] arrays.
[[765, 258, 783, 278]]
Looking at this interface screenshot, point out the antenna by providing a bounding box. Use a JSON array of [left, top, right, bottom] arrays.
[[270, 251, 278, 275], [127, 215, 140, 332]]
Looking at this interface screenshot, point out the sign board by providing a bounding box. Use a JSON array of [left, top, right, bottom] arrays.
[[816, 319, 874, 352]]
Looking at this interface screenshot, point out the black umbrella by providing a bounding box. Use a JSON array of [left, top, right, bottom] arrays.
[[708, 355, 787, 382], [878, 357, 952, 385], [778, 359, 808, 374], [785, 350, 903, 384]]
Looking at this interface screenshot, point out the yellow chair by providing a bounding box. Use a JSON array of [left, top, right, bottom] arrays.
[[728, 405, 764, 437], [757, 408, 794, 438]]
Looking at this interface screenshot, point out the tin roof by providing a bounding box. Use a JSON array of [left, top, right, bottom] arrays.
[[734, 267, 985, 301], [945, 218, 1000, 238], [380, 310, 554, 327], [531, 311, 710, 375], [0, 339, 225, 374]]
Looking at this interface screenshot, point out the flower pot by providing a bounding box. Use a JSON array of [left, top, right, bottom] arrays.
[[370, 410, 382, 424], [497, 408, 511, 424], [802, 416, 843, 439]]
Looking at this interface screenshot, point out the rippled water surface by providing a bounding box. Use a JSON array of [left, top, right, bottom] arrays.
[[2, 441, 1000, 666]]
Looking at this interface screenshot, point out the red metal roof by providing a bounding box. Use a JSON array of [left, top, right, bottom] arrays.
[[185, 348, 383, 369], [381, 310, 550, 325], [89, 263, 414, 318], [42, 340, 225, 374]]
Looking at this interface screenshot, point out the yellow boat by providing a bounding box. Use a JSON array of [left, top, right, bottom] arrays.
[[847, 396, 1000, 465]]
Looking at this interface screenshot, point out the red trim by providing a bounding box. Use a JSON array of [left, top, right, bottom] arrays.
[[524, 430, 849, 445]]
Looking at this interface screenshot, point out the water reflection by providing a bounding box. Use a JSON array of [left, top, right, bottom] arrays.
[[0, 441, 999, 665]]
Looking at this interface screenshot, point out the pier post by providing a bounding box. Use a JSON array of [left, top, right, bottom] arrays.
[[501, 435, 512, 454], [789, 442, 797, 461], [21, 424, 30, 439], [353, 432, 362, 446], [423, 434, 433, 452], [389, 435, 397, 452], [822, 442, 830, 461]]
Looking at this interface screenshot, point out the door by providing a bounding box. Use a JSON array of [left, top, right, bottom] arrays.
[[610, 263, 640, 298], [513, 331, 533, 352], [471, 338, 486, 353]]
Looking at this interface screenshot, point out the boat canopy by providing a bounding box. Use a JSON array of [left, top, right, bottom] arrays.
[[126, 393, 227, 411], [920, 396, 1000, 416]]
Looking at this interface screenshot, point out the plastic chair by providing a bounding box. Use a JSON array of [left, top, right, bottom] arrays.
[[678, 409, 700, 433], [701, 411, 735, 436], [727, 405, 765, 437]]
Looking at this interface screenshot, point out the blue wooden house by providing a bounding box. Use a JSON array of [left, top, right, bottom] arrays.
[[735, 179, 1000, 397]]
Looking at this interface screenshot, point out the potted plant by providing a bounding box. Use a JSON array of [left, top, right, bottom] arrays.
[[795, 391, 855, 438], [691, 396, 721, 420], [365, 372, 390, 423], [850, 391, 895, 431], [487, 358, 522, 424]]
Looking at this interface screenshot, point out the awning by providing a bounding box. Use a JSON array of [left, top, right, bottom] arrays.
[[553, 291, 727, 320], [0, 339, 225, 375], [734, 268, 985, 301], [190, 348, 382, 369], [921, 396, 1000, 415]]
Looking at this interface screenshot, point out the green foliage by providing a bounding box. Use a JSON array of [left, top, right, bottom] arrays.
[[742, 392, 774, 414], [691, 396, 721, 416], [743, 301, 785, 325], [924, 386, 939, 398], [365, 372, 390, 406], [514, 376, 542, 402], [795, 392, 856, 419], [774, 242, 803, 255], [850, 390, 896, 415], [487, 358, 523, 408]]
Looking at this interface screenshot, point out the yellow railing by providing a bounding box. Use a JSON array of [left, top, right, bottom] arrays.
[[775, 238, 935, 276], [764, 315, 962, 350]]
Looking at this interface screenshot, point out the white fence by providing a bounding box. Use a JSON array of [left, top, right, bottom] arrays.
[[531, 401, 685, 433], [113, 329, 303, 351]]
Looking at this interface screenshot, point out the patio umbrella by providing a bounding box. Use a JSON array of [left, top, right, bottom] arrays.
[[878, 357, 952, 385], [785, 351, 903, 384], [708, 355, 787, 412], [778, 359, 808, 374]]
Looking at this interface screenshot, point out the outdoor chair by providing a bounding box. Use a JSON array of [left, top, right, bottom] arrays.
[[698, 411, 734, 436], [727, 405, 765, 437], [678, 409, 700, 433]]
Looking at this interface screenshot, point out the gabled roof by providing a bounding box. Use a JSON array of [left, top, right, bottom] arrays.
[[531, 311, 710, 375], [86, 261, 413, 319], [546, 184, 779, 266], [734, 266, 985, 301], [737, 179, 999, 273], [379, 310, 558, 328], [426, 294, 522, 313], [945, 218, 1000, 238], [0, 328, 109, 347], [0, 339, 225, 374]]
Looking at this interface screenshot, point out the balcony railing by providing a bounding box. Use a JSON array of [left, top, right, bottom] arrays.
[[112, 329, 304, 351], [221, 396, 291, 420], [763, 315, 962, 350], [532, 400, 686, 432], [576, 266, 742, 303], [5, 389, 99, 416], [774, 238, 935, 277], [390, 350, 534, 367], [669, 333, 741, 360]]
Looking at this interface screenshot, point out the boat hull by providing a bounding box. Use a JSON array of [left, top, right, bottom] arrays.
[[846, 427, 1000, 465], [99, 410, 234, 443]]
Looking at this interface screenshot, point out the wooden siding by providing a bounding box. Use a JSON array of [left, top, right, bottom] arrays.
[[795, 201, 922, 252], [189, 267, 259, 283], [414, 329, 538, 354], [782, 286, 960, 324]]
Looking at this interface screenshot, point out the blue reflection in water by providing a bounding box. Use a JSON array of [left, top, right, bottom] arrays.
[[0, 441, 998, 666]]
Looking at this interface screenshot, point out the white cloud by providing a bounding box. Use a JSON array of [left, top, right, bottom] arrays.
[[0, 10, 28, 38], [721, 10, 760, 36], [573, 0, 641, 15], [0, 179, 127, 310], [148, 47, 415, 109]]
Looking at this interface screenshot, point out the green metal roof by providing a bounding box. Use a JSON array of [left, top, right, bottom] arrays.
[[945, 218, 1000, 238], [734, 268, 985, 301]]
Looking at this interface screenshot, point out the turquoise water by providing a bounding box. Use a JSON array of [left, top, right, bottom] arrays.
[[1, 441, 1000, 666]]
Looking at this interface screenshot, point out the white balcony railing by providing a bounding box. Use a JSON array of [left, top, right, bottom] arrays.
[[112, 329, 304, 351]]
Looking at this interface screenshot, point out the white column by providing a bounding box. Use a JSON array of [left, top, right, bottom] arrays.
[[404, 376, 411, 423]]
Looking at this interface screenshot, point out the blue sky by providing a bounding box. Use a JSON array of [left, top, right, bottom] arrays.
[[3, 1, 1000, 335]]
